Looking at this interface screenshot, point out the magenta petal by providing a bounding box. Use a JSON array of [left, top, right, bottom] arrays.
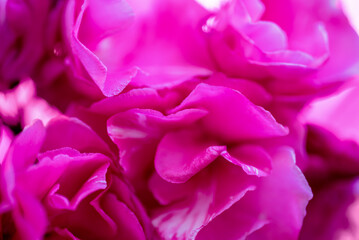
[[107, 108, 208, 144], [17, 148, 79, 200], [242, 0, 265, 21], [204, 73, 272, 106], [0, 126, 13, 211], [243, 21, 287, 52], [155, 129, 226, 183], [196, 195, 269, 240], [81, 0, 134, 44], [90, 88, 164, 115], [49, 173, 151, 239], [69, 162, 109, 209], [152, 159, 257, 240], [45, 152, 110, 210], [314, 6, 359, 85], [106, 176, 152, 238], [196, 147, 311, 240], [152, 190, 216, 240], [0, 125, 13, 164], [42, 116, 114, 158], [52, 228, 80, 240], [108, 108, 208, 141], [149, 172, 198, 205], [69, 0, 135, 96], [1, 121, 45, 213], [107, 108, 207, 183], [5, 120, 45, 172], [100, 193, 146, 240], [71, 32, 109, 92], [12, 188, 47, 240], [172, 83, 287, 141], [203, 0, 338, 84], [222, 145, 272, 177], [246, 148, 312, 239]]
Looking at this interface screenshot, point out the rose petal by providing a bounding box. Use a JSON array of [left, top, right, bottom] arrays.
[[155, 128, 226, 183], [171, 83, 288, 141]]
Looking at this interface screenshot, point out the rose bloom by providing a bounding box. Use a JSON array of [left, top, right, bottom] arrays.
[[60, 0, 359, 100], [1, 0, 359, 239], [87, 81, 312, 240], [61, 0, 359, 174], [0, 117, 152, 239], [200, 0, 359, 91], [64, 0, 211, 97]]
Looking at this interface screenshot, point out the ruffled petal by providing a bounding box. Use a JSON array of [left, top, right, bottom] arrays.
[[155, 128, 226, 183], [171, 83, 287, 141]]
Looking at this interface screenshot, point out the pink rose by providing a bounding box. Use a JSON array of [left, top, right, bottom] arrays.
[[62, 0, 359, 100], [0, 117, 151, 239], [63, 0, 216, 98], [199, 0, 359, 96], [106, 83, 312, 239], [2, 0, 359, 239]]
